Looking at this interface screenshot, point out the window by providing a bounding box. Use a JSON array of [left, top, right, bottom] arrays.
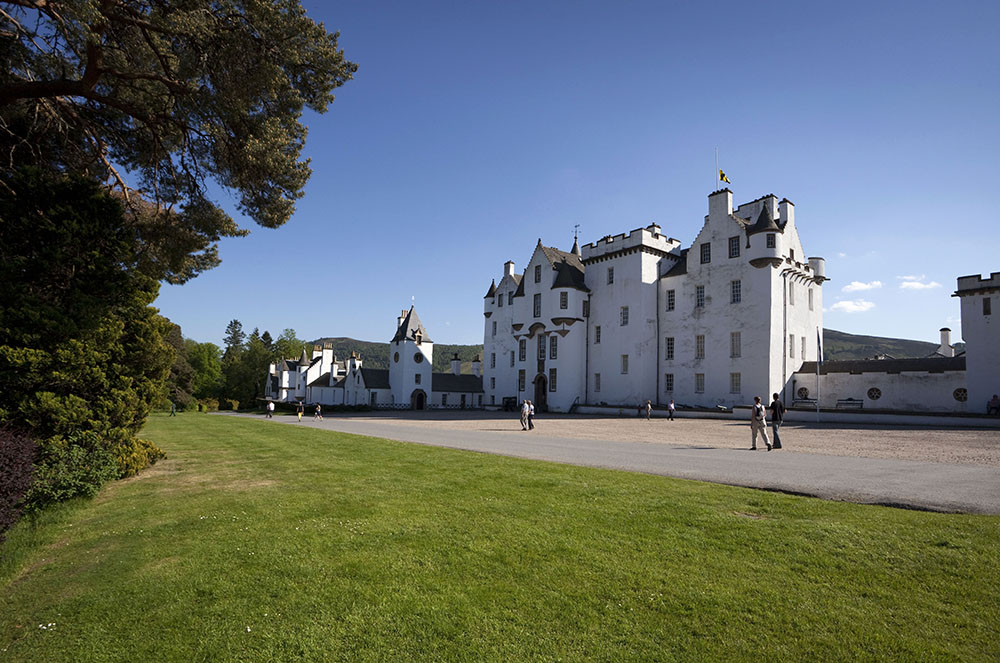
[[518, 369, 525, 391], [549, 335, 558, 360], [595, 326, 601, 344], [696, 285, 705, 308], [801, 336, 806, 359], [519, 339, 526, 361], [789, 282, 795, 305], [954, 388, 968, 402], [664, 373, 674, 392], [867, 387, 881, 401], [731, 280, 741, 304], [415, 373, 421, 384], [808, 288, 814, 311], [510, 351, 515, 367], [490, 377, 495, 389], [538, 335, 546, 360], [790, 248, 795, 261], [728, 236, 740, 258], [700, 242, 711, 264], [442, 394, 448, 406], [534, 264, 541, 283], [621, 354, 629, 374], [620, 306, 629, 326], [666, 289, 675, 311], [560, 291, 568, 309], [533, 293, 541, 317], [490, 352, 496, 368], [498, 295, 503, 307], [508, 291, 513, 306], [766, 233, 776, 248], [549, 368, 557, 392], [695, 373, 705, 393], [731, 331, 741, 358], [583, 300, 590, 317], [985, 298, 993, 316], [607, 267, 614, 285], [492, 320, 496, 336], [789, 335, 795, 358], [695, 335, 705, 359], [730, 372, 741, 394], [491, 395, 495, 405], [665, 336, 674, 360], [594, 373, 601, 393]]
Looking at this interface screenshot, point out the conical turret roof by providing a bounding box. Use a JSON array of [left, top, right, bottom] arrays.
[[391, 306, 433, 343]]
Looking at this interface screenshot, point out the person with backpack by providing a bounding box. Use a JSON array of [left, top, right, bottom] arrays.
[[769, 393, 786, 449], [750, 396, 771, 451]]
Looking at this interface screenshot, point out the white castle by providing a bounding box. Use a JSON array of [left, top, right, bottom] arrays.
[[482, 189, 825, 411]]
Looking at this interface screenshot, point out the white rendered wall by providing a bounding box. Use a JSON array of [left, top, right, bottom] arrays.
[[791, 368, 967, 413], [957, 273, 1000, 411]]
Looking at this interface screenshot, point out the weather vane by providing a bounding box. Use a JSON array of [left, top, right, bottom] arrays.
[[574, 223, 580, 242]]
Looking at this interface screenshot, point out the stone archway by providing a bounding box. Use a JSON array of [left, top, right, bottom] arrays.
[[410, 389, 427, 410], [533, 374, 548, 412]]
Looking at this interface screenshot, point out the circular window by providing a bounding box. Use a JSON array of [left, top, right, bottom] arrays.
[[867, 387, 882, 401], [797, 387, 810, 399], [953, 388, 968, 402], [393, 352, 399, 363], [413, 353, 423, 363]]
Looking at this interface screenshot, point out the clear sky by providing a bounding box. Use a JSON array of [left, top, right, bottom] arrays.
[[154, 0, 1000, 350]]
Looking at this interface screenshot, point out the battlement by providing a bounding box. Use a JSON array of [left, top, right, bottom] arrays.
[[954, 272, 1000, 296], [581, 223, 680, 261]]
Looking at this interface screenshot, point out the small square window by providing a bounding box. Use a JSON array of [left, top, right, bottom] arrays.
[[766, 234, 776, 249]]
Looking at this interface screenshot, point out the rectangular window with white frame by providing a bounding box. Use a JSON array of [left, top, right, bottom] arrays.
[[534, 264, 541, 283], [728, 236, 740, 258], [620, 306, 629, 326], [492, 320, 496, 336], [549, 368, 557, 392], [664, 373, 674, 392], [560, 291, 568, 309], [789, 334, 795, 358], [665, 336, 674, 360], [808, 288, 814, 311], [518, 369, 525, 391], [538, 335, 545, 360], [802, 336, 806, 359], [549, 334, 558, 360], [490, 377, 495, 389], [730, 372, 741, 394], [731, 280, 741, 304], [696, 285, 705, 308], [696, 334, 705, 359], [789, 282, 795, 305], [621, 354, 629, 374], [731, 331, 741, 358], [594, 373, 601, 393], [533, 293, 541, 317], [510, 351, 515, 368], [595, 326, 601, 344], [666, 289, 675, 311], [508, 291, 513, 305], [766, 233, 776, 248], [695, 373, 705, 393], [700, 242, 711, 264], [519, 338, 526, 361], [607, 267, 614, 285], [490, 353, 496, 368]]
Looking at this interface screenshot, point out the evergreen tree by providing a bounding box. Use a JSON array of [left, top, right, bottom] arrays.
[[185, 340, 223, 400], [223, 320, 246, 358]]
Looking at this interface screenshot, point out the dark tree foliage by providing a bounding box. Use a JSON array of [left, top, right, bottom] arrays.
[[164, 322, 196, 409], [0, 426, 36, 541], [0, 0, 356, 282], [223, 319, 246, 358], [0, 169, 172, 508]]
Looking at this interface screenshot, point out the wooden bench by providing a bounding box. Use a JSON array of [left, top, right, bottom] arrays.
[[836, 398, 864, 409], [793, 398, 817, 408]]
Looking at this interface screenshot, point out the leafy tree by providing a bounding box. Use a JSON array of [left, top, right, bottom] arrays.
[[0, 169, 171, 509], [0, 0, 356, 282], [164, 323, 196, 410], [274, 328, 308, 361], [184, 339, 223, 400]]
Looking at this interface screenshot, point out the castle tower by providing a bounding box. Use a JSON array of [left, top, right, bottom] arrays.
[[954, 272, 1000, 410], [389, 306, 434, 409]]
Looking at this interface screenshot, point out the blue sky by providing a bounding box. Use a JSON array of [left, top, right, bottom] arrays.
[[155, 0, 1000, 349]]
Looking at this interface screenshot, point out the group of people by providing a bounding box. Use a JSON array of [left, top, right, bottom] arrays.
[[749, 393, 786, 451], [640, 400, 676, 420], [519, 399, 536, 430]]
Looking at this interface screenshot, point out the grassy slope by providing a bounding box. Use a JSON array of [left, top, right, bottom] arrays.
[[1, 415, 998, 661]]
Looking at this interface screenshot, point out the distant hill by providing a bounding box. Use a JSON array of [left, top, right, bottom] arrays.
[[823, 328, 964, 361], [311, 337, 484, 374], [308, 329, 959, 372]]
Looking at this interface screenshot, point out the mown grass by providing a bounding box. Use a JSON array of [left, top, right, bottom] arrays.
[[2, 414, 998, 661]]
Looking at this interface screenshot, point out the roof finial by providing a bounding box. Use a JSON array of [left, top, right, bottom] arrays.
[[571, 223, 581, 256]]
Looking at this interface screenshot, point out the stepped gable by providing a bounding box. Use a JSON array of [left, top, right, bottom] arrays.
[[392, 306, 433, 343], [432, 373, 484, 393]]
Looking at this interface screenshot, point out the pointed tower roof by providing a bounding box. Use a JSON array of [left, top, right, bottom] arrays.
[[391, 306, 433, 343], [571, 237, 581, 256], [746, 203, 782, 236], [484, 279, 496, 299]]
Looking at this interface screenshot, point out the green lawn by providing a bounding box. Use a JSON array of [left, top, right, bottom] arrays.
[[2, 414, 998, 661]]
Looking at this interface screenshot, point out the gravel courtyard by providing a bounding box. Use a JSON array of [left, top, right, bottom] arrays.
[[321, 410, 1000, 468]]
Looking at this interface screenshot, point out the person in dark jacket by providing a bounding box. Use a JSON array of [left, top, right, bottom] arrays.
[[769, 393, 786, 449]]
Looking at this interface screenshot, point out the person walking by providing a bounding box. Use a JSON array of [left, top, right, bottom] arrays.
[[667, 399, 675, 421], [527, 400, 535, 430], [769, 392, 785, 449], [314, 403, 323, 421], [266, 401, 275, 418], [750, 396, 771, 451], [296, 401, 304, 422], [646, 400, 652, 420], [520, 399, 529, 431], [169, 401, 176, 416]]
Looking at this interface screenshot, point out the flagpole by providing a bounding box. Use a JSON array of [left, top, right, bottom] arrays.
[[816, 326, 822, 424], [715, 147, 719, 190]]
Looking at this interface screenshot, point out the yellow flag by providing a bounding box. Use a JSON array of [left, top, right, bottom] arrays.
[[719, 169, 731, 184]]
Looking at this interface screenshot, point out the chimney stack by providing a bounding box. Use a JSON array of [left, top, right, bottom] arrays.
[[504, 261, 516, 278], [937, 328, 955, 357], [451, 353, 461, 376], [471, 355, 482, 378]]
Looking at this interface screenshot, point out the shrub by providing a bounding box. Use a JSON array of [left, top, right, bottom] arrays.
[[218, 398, 239, 411], [23, 431, 118, 514], [198, 398, 219, 412], [112, 437, 166, 478], [0, 427, 37, 541]]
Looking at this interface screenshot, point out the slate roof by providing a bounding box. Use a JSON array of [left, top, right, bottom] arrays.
[[661, 249, 688, 278], [361, 368, 391, 389], [308, 372, 331, 388], [432, 373, 484, 393], [279, 359, 299, 371], [798, 356, 966, 375], [746, 204, 782, 236], [484, 279, 496, 299], [391, 306, 433, 343], [541, 244, 588, 292]]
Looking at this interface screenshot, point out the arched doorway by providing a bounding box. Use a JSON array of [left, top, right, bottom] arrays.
[[533, 374, 548, 412], [410, 389, 426, 410]]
